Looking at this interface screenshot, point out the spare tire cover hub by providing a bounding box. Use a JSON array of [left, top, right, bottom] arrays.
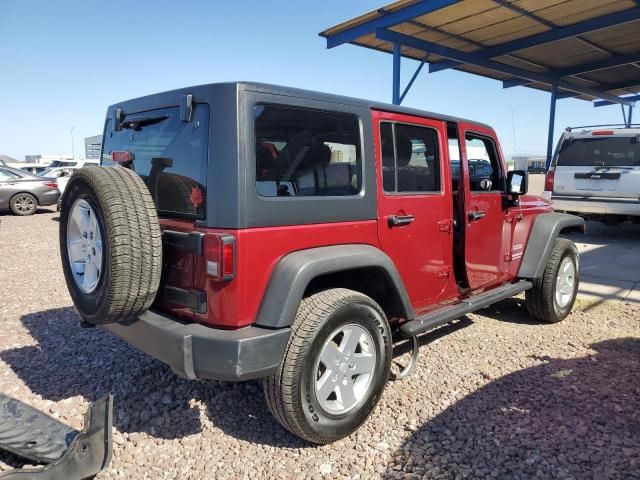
[[67, 198, 103, 293]]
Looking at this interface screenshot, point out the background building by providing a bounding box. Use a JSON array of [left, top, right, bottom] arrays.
[[85, 135, 102, 160], [513, 155, 546, 172]]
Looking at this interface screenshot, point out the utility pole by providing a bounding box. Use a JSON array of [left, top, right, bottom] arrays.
[[70, 126, 76, 159]]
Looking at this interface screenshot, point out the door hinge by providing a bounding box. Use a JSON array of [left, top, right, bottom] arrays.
[[438, 219, 453, 233], [436, 266, 451, 279], [504, 252, 512, 262]]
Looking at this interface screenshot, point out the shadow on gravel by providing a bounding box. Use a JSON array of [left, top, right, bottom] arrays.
[[0, 208, 55, 217], [476, 297, 541, 326], [0, 308, 306, 448], [393, 317, 474, 356], [384, 337, 640, 480]]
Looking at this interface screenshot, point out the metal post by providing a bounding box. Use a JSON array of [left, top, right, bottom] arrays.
[[545, 81, 558, 170], [400, 57, 427, 104], [70, 126, 76, 160], [392, 43, 401, 105], [628, 105, 634, 127], [621, 104, 628, 128]]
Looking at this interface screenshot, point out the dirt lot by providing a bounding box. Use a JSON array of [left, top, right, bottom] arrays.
[[0, 209, 639, 479]]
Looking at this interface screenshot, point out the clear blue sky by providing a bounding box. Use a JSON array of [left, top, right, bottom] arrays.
[[0, 0, 627, 161]]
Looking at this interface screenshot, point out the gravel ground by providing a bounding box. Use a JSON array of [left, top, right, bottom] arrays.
[[0, 209, 638, 479]]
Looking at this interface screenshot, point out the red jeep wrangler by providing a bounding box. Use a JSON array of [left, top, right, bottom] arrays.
[[59, 82, 583, 444]]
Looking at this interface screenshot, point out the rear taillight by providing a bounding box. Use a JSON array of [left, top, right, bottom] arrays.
[[204, 234, 235, 281], [42, 182, 58, 189], [112, 151, 135, 164], [544, 168, 555, 192]]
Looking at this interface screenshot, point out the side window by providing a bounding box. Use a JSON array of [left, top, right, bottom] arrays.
[[0, 169, 19, 180], [254, 104, 362, 197], [465, 134, 502, 192], [102, 105, 209, 219], [380, 122, 441, 193]]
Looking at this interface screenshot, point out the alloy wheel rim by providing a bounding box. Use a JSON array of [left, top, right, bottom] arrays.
[[15, 195, 35, 213], [67, 198, 103, 294], [555, 256, 576, 308], [313, 323, 376, 415]]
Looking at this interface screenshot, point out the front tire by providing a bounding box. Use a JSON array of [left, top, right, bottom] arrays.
[[526, 238, 579, 323], [10, 193, 38, 216], [263, 288, 392, 444]]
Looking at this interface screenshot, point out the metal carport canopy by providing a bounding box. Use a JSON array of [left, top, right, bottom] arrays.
[[320, 0, 640, 167]]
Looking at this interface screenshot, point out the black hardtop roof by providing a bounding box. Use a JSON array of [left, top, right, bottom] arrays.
[[108, 81, 492, 131]]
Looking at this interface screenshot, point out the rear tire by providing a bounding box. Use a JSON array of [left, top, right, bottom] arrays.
[[59, 166, 162, 324], [526, 238, 579, 323], [263, 288, 392, 444], [10, 193, 38, 216]]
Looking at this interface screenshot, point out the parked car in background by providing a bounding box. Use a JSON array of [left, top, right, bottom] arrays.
[[451, 158, 495, 190], [17, 164, 49, 175], [0, 166, 60, 215], [43, 159, 98, 171], [527, 166, 546, 174], [543, 126, 640, 225]]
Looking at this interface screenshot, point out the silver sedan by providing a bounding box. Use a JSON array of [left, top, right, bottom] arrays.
[[0, 166, 61, 215]]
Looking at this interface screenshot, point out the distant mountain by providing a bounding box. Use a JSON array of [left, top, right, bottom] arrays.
[[0, 154, 18, 164]]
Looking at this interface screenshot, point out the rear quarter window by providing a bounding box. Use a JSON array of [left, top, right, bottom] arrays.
[[254, 104, 362, 197], [557, 136, 640, 167], [102, 104, 209, 219]]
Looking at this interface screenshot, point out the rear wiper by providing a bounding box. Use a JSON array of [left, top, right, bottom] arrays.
[[120, 115, 169, 131], [594, 165, 634, 170]]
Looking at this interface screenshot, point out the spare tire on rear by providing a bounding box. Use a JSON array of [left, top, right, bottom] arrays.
[[59, 166, 162, 324]]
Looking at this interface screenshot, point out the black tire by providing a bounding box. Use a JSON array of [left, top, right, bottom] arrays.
[[10, 193, 38, 216], [59, 166, 162, 324], [263, 288, 392, 444], [526, 238, 579, 323]]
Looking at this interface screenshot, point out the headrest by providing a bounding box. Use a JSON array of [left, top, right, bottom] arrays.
[[299, 143, 331, 170], [396, 134, 413, 167]]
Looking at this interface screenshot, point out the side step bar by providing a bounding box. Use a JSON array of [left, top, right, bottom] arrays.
[[400, 280, 533, 337]]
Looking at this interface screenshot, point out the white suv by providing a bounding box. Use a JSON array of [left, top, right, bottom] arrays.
[[543, 126, 640, 226]]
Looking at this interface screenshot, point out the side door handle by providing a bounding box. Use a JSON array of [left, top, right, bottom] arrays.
[[468, 210, 486, 222], [388, 214, 415, 227]]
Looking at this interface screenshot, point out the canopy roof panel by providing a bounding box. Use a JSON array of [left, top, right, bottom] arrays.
[[320, 0, 640, 105]]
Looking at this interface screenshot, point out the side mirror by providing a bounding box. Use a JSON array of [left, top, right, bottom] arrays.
[[507, 170, 528, 196]]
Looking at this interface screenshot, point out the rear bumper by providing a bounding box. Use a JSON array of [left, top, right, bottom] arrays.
[[104, 311, 290, 381], [38, 189, 61, 207], [545, 193, 640, 217]]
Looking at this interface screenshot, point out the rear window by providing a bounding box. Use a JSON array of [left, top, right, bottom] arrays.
[[557, 136, 640, 167], [102, 105, 209, 219], [255, 104, 362, 197]]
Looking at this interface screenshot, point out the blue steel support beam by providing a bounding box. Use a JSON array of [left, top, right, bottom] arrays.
[[506, 53, 640, 89], [621, 105, 629, 127], [629, 105, 634, 126], [546, 82, 558, 170], [375, 28, 634, 106], [554, 52, 640, 78], [503, 79, 531, 89], [492, 0, 554, 28], [400, 58, 427, 104], [560, 79, 640, 100], [392, 43, 401, 105], [594, 94, 640, 107], [429, 7, 640, 73], [324, 0, 461, 49]]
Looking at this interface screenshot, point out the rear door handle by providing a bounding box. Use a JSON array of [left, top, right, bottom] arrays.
[[388, 214, 415, 227], [468, 210, 486, 222]]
